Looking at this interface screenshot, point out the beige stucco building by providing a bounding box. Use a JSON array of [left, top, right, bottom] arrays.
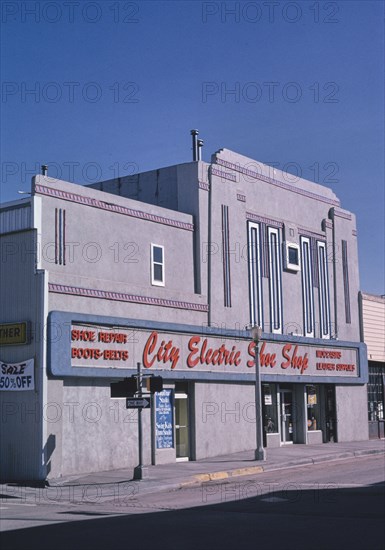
[[360, 292, 385, 439]]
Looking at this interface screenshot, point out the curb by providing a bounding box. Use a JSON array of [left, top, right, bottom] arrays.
[[178, 448, 385, 489], [354, 448, 384, 457], [312, 452, 354, 464], [180, 465, 265, 487], [4, 447, 383, 493]]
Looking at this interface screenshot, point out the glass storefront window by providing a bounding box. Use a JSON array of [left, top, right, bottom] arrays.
[[306, 385, 320, 431], [262, 384, 278, 434], [368, 365, 384, 421]]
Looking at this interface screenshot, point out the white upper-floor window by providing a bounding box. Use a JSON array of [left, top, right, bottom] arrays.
[[151, 244, 165, 286]]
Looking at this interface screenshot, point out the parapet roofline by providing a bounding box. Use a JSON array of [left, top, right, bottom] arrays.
[[5, 147, 340, 206], [361, 292, 385, 304], [31, 174, 194, 230], [212, 148, 340, 203], [90, 161, 203, 188], [92, 148, 340, 206], [0, 197, 32, 210]]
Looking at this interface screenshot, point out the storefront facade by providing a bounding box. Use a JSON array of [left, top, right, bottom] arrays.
[[360, 292, 385, 439], [0, 147, 368, 481]]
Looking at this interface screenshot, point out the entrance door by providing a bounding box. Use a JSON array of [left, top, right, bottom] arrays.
[[280, 389, 294, 444], [324, 385, 337, 442], [175, 393, 189, 461]]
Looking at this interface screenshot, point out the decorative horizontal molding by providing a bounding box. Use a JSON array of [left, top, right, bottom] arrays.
[[198, 180, 210, 191], [35, 184, 194, 232], [246, 212, 283, 228], [211, 167, 238, 182], [215, 158, 340, 207], [298, 227, 326, 240], [236, 193, 246, 202], [334, 209, 352, 221], [48, 283, 209, 312], [352, 229, 357, 237]]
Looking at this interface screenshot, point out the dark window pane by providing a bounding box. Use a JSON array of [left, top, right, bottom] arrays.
[[154, 264, 163, 282], [288, 247, 299, 265], [153, 246, 163, 264]]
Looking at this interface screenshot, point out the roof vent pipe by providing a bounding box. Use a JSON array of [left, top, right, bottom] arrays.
[[190, 129, 199, 161], [197, 139, 204, 161], [41, 164, 48, 176]]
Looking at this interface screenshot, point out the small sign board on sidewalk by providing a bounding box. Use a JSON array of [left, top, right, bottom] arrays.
[[126, 397, 151, 409]]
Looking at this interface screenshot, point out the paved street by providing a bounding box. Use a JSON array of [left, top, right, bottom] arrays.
[[1, 454, 384, 550]]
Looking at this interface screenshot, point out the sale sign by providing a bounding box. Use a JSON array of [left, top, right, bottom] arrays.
[[0, 358, 35, 391]]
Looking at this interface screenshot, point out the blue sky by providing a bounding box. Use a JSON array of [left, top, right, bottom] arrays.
[[1, 0, 384, 294]]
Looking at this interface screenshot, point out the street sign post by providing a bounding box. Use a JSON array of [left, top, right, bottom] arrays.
[[133, 362, 149, 480], [109, 367, 163, 481], [126, 397, 151, 409]]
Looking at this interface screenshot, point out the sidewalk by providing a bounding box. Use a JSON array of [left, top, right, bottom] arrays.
[[43, 439, 385, 495]]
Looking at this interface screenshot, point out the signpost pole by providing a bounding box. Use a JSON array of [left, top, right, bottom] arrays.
[[133, 362, 149, 480], [249, 325, 266, 461]]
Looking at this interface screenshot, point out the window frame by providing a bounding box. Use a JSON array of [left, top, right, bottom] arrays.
[[317, 240, 331, 339], [341, 240, 351, 324], [222, 205, 232, 307], [151, 244, 165, 287], [300, 236, 315, 337], [247, 221, 263, 327], [268, 226, 283, 334], [284, 242, 301, 272]]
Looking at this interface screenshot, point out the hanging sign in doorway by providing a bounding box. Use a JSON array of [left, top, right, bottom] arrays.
[[155, 389, 174, 449]]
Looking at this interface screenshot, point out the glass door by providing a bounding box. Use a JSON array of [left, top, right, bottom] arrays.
[[175, 393, 189, 461], [280, 389, 294, 444], [324, 385, 337, 442]]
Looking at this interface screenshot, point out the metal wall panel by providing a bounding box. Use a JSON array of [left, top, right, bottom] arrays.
[[0, 230, 46, 481], [0, 204, 31, 234]]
